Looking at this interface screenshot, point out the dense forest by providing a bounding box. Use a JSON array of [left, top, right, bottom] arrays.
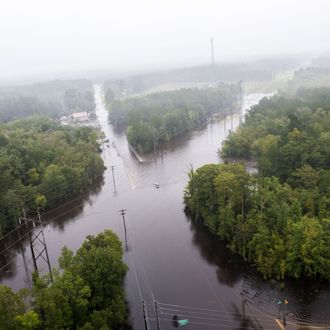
[[0, 230, 128, 329], [185, 88, 330, 280], [0, 116, 104, 238], [0, 80, 95, 122], [106, 84, 240, 153]]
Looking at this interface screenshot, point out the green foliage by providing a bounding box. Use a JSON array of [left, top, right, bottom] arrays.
[[221, 89, 330, 180], [0, 230, 127, 329], [33, 230, 128, 329], [0, 116, 104, 237], [33, 271, 91, 329], [107, 85, 239, 153], [15, 311, 41, 330], [185, 163, 330, 280], [0, 285, 39, 330], [188, 88, 330, 280]]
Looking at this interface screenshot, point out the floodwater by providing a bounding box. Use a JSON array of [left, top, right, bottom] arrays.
[[1, 86, 329, 329]]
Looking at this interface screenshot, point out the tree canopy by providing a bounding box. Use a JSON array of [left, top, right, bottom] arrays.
[[106, 85, 240, 153], [0, 116, 104, 238], [0, 230, 128, 330], [185, 88, 330, 280]]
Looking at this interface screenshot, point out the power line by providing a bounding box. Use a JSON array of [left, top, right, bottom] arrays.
[[158, 309, 276, 326], [0, 254, 18, 273], [0, 200, 98, 271], [0, 229, 28, 257], [150, 317, 275, 330], [0, 222, 27, 243], [0, 176, 103, 243], [157, 305, 273, 321], [128, 252, 143, 301], [0, 179, 94, 219]]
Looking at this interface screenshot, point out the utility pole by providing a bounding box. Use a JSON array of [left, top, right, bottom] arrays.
[[142, 300, 148, 330], [283, 299, 288, 326], [277, 299, 288, 327], [20, 209, 53, 282], [118, 209, 128, 251], [155, 300, 161, 330], [110, 165, 117, 192]]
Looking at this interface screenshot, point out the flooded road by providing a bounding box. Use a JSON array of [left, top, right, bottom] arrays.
[[1, 86, 330, 329]]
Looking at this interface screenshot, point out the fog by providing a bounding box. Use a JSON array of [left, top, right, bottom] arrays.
[[1, 0, 329, 80]]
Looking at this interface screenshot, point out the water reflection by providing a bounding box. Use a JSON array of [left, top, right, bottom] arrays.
[[189, 218, 244, 287], [42, 177, 104, 229], [189, 213, 330, 326], [0, 176, 104, 282], [230, 302, 263, 330]]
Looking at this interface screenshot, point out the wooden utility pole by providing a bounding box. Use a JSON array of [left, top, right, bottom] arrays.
[[155, 300, 161, 330], [142, 300, 148, 330], [118, 209, 128, 251], [110, 165, 117, 192]]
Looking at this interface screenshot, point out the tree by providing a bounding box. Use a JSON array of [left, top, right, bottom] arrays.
[[286, 217, 330, 279], [0, 117, 105, 237], [0, 285, 40, 330], [32, 230, 128, 329]]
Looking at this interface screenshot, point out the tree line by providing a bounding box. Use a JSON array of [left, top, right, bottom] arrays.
[[103, 58, 297, 96], [0, 230, 128, 329], [184, 88, 330, 280], [106, 84, 240, 153], [0, 116, 104, 238], [0, 79, 95, 123]]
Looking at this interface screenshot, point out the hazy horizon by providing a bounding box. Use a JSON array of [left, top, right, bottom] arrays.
[[1, 0, 329, 82]]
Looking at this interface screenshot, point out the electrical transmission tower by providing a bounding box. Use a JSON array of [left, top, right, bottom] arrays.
[[19, 210, 53, 282]]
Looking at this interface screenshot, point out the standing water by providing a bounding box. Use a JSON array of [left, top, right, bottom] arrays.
[[0, 86, 329, 329]]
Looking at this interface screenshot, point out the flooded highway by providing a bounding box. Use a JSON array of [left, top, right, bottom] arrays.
[[1, 86, 329, 329]]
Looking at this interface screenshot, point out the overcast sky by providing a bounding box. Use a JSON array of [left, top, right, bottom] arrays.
[[1, 0, 329, 80]]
